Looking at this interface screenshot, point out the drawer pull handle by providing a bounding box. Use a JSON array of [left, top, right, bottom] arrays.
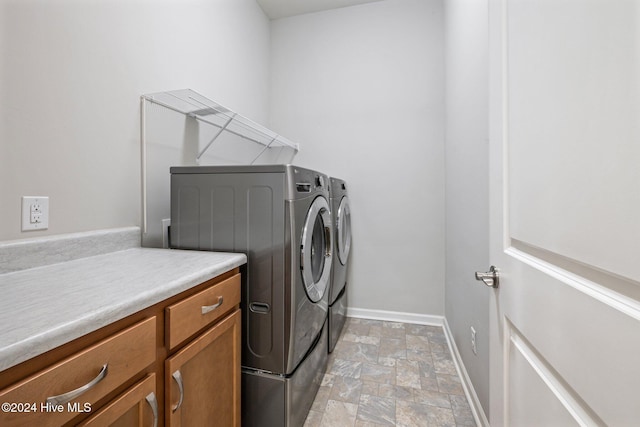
[[145, 392, 158, 427], [45, 363, 108, 406], [201, 296, 223, 315], [171, 370, 184, 413]]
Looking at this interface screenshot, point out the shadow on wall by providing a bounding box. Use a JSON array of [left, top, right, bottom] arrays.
[[141, 95, 300, 248]]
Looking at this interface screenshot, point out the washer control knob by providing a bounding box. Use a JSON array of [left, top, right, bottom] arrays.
[[315, 175, 324, 188]]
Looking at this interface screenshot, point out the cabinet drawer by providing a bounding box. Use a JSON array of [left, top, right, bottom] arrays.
[[166, 273, 240, 350], [0, 317, 156, 427]]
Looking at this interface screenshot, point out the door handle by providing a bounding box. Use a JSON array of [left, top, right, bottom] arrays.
[[171, 370, 184, 413], [46, 364, 108, 406], [145, 392, 158, 427], [201, 296, 223, 315], [475, 266, 500, 288]]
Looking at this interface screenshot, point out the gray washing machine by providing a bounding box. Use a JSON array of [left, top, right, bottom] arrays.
[[328, 177, 351, 352], [170, 164, 332, 427]]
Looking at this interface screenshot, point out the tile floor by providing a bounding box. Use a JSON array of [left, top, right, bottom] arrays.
[[304, 318, 477, 427]]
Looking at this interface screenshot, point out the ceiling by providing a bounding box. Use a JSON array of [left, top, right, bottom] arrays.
[[256, 0, 386, 20]]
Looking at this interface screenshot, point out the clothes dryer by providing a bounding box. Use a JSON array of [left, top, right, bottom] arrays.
[[328, 177, 352, 352], [170, 165, 332, 427]]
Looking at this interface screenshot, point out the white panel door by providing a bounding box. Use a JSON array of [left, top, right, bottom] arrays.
[[488, 0, 640, 425]]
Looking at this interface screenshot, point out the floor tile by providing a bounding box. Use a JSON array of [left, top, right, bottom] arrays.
[[335, 341, 380, 363], [362, 380, 380, 396], [450, 394, 477, 426], [379, 337, 407, 360], [361, 362, 396, 385], [306, 318, 477, 427], [436, 374, 465, 395], [311, 385, 331, 412], [330, 358, 363, 378], [396, 359, 421, 389], [321, 400, 359, 427], [378, 384, 414, 401], [395, 400, 432, 427], [304, 409, 324, 427], [357, 394, 396, 426], [412, 388, 452, 409], [406, 335, 431, 352], [330, 376, 363, 404]]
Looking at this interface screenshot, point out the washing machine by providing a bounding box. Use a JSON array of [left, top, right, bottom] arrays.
[[169, 164, 332, 427], [328, 177, 352, 352]]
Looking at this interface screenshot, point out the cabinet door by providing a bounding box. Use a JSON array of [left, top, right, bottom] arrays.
[[78, 374, 158, 427], [166, 310, 240, 427]]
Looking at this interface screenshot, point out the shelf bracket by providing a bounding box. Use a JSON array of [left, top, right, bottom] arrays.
[[196, 113, 236, 161]]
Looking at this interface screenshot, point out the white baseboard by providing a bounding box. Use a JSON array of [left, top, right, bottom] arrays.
[[346, 307, 444, 326], [346, 307, 489, 426], [442, 318, 490, 427]]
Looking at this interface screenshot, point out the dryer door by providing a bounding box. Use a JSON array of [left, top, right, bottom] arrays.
[[337, 195, 352, 265], [300, 196, 333, 303]]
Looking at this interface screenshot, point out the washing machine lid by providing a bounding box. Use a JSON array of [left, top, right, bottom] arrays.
[[300, 196, 333, 303], [337, 195, 352, 265]]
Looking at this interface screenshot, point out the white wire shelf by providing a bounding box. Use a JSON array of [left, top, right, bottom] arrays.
[[141, 89, 299, 164]]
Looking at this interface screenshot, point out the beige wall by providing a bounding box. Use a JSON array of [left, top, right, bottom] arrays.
[[268, 0, 446, 316], [444, 0, 490, 416], [0, 0, 270, 241]]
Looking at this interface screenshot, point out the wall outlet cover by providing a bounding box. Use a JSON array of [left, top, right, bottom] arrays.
[[22, 196, 49, 231], [470, 326, 477, 355]]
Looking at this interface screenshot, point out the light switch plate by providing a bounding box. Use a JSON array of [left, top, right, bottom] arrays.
[[22, 196, 49, 231]]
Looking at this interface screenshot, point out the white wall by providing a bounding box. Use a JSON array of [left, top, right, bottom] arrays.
[[0, 0, 270, 242], [269, 0, 445, 316], [444, 0, 490, 416]]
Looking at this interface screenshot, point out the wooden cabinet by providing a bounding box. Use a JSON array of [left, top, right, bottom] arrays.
[[78, 374, 158, 427], [0, 317, 156, 427], [0, 268, 241, 427], [165, 310, 240, 427], [165, 273, 241, 427], [165, 274, 241, 350]]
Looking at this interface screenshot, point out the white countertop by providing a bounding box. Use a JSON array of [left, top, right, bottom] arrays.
[[0, 247, 246, 372]]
